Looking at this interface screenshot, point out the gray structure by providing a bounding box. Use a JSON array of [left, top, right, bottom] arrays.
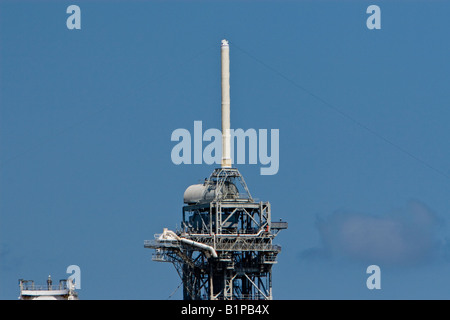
[[144, 40, 287, 300]]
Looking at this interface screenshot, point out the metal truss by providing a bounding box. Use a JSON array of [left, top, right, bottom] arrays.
[[145, 168, 287, 300]]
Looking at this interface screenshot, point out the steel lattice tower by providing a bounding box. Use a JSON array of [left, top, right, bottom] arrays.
[[144, 40, 287, 300]]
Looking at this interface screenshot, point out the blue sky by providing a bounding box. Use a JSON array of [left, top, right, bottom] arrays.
[[1, 0, 450, 299]]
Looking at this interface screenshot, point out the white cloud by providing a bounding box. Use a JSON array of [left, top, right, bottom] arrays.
[[302, 200, 444, 266]]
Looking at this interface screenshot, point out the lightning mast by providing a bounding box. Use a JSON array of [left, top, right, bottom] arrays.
[[145, 40, 287, 300]]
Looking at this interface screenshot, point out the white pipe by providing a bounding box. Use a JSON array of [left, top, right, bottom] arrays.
[[180, 238, 218, 258], [158, 228, 218, 258], [221, 39, 232, 168]]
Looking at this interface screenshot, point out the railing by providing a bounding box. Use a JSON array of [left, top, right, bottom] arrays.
[[212, 293, 270, 300], [19, 281, 69, 291], [145, 237, 282, 253], [144, 239, 181, 249], [234, 294, 270, 300], [152, 252, 171, 262], [261, 255, 277, 263]]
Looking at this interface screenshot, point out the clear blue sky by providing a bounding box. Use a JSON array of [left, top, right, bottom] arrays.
[[1, 0, 450, 299]]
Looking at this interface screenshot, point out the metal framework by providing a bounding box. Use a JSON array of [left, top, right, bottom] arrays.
[[145, 167, 287, 300]]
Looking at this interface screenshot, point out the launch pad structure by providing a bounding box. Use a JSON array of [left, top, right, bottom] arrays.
[[144, 40, 287, 300]]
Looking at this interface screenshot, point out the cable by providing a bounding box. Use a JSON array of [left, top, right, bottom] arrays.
[[230, 40, 450, 181], [167, 281, 183, 300]]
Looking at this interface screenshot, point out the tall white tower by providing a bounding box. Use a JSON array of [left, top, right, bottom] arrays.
[[221, 39, 232, 168]]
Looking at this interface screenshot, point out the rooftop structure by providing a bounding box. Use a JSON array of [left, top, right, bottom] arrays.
[[18, 275, 78, 300]]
